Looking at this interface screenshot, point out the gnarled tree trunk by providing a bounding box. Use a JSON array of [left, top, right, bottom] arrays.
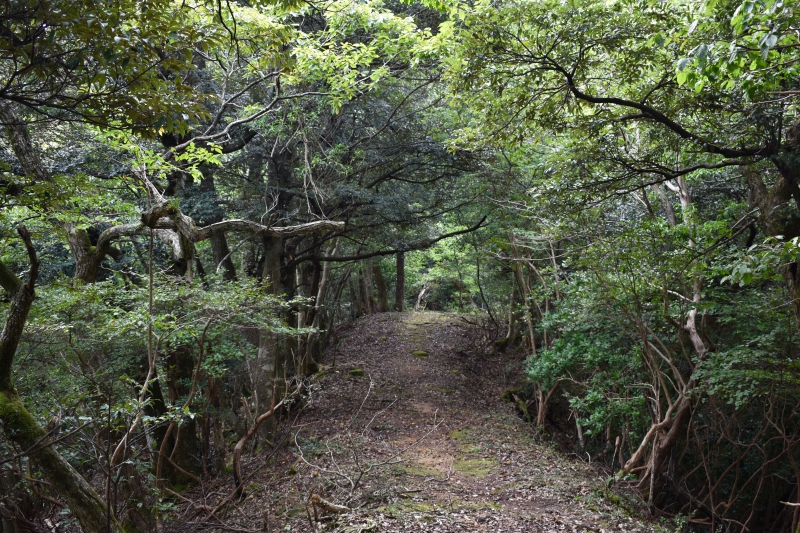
[[65, 224, 126, 284]]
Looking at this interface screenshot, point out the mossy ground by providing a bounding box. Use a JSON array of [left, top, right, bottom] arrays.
[[452, 458, 495, 477]]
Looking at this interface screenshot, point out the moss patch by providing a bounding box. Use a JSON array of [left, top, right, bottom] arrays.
[[448, 429, 469, 441], [494, 337, 510, 352], [396, 464, 441, 478], [223, 454, 234, 474], [447, 429, 469, 441], [245, 482, 262, 494], [453, 458, 495, 477], [411, 350, 429, 358], [0, 390, 46, 439], [348, 368, 365, 377], [120, 521, 139, 533], [501, 388, 532, 423]]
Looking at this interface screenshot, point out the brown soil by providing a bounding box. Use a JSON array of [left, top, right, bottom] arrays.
[[168, 312, 671, 533]]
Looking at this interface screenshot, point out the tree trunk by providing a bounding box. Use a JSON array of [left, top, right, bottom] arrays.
[[631, 177, 704, 493], [303, 240, 339, 369], [0, 103, 49, 182], [295, 264, 307, 329], [304, 260, 322, 327], [745, 158, 800, 332], [330, 266, 352, 323], [152, 229, 194, 277], [395, 252, 406, 311], [651, 183, 677, 226], [0, 390, 111, 533], [210, 233, 236, 280], [66, 224, 104, 285], [0, 228, 112, 533], [373, 263, 389, 312], [242, 239, 257, 278], [262, 237, 283, 292], [645, 397, 693, 492], [300, 258, 322, 372], [535, 382, 559, 427], [65, 224, 126, 285], [0, 103, 125, 288], [252, 237, 284, 438], [199, 170, 237, 280], [414, 285, 428, 312], [514, 262, 536, 355], [157, 346, 203, 485], [506, 273, 516, 340], [362, 263, 376, 314], [350, 276, 364, 318]]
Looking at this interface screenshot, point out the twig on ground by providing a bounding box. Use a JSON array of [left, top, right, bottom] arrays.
[[311, 494, 350, 515]]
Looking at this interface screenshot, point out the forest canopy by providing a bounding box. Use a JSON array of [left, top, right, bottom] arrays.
[[1, 0, 799, 531]]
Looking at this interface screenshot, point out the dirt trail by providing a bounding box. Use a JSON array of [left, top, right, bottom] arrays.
[[173, 312, 669, 533]]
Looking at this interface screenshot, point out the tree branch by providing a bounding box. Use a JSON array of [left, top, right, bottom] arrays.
[[0, 102, 50, 181], [551, 63, 769, 159], [314, 216, 488, 262], [0, 226, 38, 390]]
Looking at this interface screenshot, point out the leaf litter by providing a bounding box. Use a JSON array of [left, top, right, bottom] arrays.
[[166, 312, 675, 533]]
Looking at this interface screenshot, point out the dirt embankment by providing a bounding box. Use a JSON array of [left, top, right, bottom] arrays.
[[170, 312, 671, 533]]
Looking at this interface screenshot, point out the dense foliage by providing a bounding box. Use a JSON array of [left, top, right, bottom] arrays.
[[1, 0, 799, 531]]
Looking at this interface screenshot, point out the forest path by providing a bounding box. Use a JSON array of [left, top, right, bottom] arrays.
[[176, 312, 665, 533]]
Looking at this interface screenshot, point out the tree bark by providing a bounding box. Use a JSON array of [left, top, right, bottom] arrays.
[[0, 103, 49, 182], [304, 259, 322, 327], [199, 170, 237, 280], [643, 396, 693, 492], [0, 390, 110, 533], [330, 266, 352, 323], [362, 263, 376, 314], [395, 252, 406, 311], [505, 273, 516, 340], [350, 275, 364, 317], [155, 346, 203, 485], [744, 165, 800, 332], [651, 183, 677, 226], [64, 224, 127, 285], [210, 232, 236, 280], [0, 229, 39, 397], [252, 237, 284, 438], [303, 239, 339, 369], [373, 263, 389, 312]]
